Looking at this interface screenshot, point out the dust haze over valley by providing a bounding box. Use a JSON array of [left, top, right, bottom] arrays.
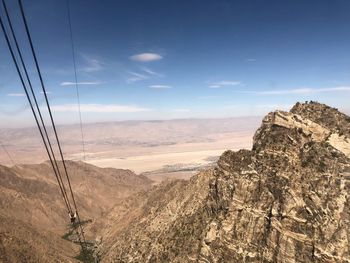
[[0, 117, 260, 182]]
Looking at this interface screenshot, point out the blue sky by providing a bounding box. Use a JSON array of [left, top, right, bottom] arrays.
[[1, 0, 350, 127]]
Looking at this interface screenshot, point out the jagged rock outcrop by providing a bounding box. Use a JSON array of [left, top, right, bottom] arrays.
[[100, 102, 350, 263]]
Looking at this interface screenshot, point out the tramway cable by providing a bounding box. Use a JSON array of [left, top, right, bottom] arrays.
[[1, 0, 88, 257], [17, 0, 88, 247], [0, 141, 15, 166], [1, 0, 74, 214], [0, 13, 72, 214], [66, 0, 87, 162]]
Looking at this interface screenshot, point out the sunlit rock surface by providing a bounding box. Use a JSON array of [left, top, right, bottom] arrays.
[[100, 102, 350, 263]]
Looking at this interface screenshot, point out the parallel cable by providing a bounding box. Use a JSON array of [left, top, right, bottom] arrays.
[[18, 0, 88, 249], [0, 141, 15, 166], [1, 4, 86, 258], [65, 2, 91, 257], [66, 0, 86, 162], [1, 0, 73, 214], [0, 14, 72, 214]]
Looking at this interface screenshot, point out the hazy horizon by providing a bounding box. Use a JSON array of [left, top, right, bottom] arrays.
[[0, 112, 266, 129], [0, 101, 349, 129]]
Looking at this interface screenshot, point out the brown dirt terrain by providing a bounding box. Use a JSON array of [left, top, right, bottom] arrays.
[[0, 214, 79, 263], [0, 161, 152, 262]]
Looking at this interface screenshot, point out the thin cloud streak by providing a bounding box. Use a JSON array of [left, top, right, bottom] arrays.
[[7, 93, 25, 97], [60, 81, 103, 86], [127, 67, 163, 83], [256, 86, 350, 95], [149, 85, 172, 89], [127, 72, 149, 83], [141, 67, 163, 77], [50, 104, 152, 113], [197, 95, 223, 99], [129, 53, 163, 62], [80, 54, 104, 72], [172, 108, 190, 112], [225, 104, 292, 110], [209, 80, 241, 88]]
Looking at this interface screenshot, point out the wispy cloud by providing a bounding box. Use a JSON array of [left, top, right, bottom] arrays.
[[197, 95, 222, 99], [225, 104, 292, 110], [129, 53, 163, 62], [172, 108, 190, 112], [80, 54, 104, 72], [60, 81, 103, 86], [48, 54, 104, 75], [209, 80, 241, 88], [51, 104, 152, 113], [141, 67, 163, 77], [224, 104, 293, 116], [40, 91, 52, 94], [246, 58, 256, 62], [7, 93, 25, 97], [149, 85, 172, 89], [256, 86, 350, 95], [254, 104, 293, 110], [127, 72, 149, 83], [127, 67, 163, 83]]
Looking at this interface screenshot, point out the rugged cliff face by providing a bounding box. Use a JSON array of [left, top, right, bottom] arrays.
[[101, 102, 350, 263]]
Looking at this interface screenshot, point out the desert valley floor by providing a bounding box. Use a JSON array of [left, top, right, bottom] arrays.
[[0, 117, 261, 181]]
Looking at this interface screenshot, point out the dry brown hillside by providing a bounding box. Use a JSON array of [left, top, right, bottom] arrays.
[[0, 161, 152, 262], [0, 161, 152, 233], [0, 213, 79, 263]]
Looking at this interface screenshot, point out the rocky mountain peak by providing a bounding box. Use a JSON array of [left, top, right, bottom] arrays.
[[291, 101, 350, 138], [252, 101, 350, 158], [100, 102, 350, 263], [208, 102, 350, 262]]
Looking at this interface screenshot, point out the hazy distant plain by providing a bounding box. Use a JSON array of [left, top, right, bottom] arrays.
[[0, 117, 261, 175]]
